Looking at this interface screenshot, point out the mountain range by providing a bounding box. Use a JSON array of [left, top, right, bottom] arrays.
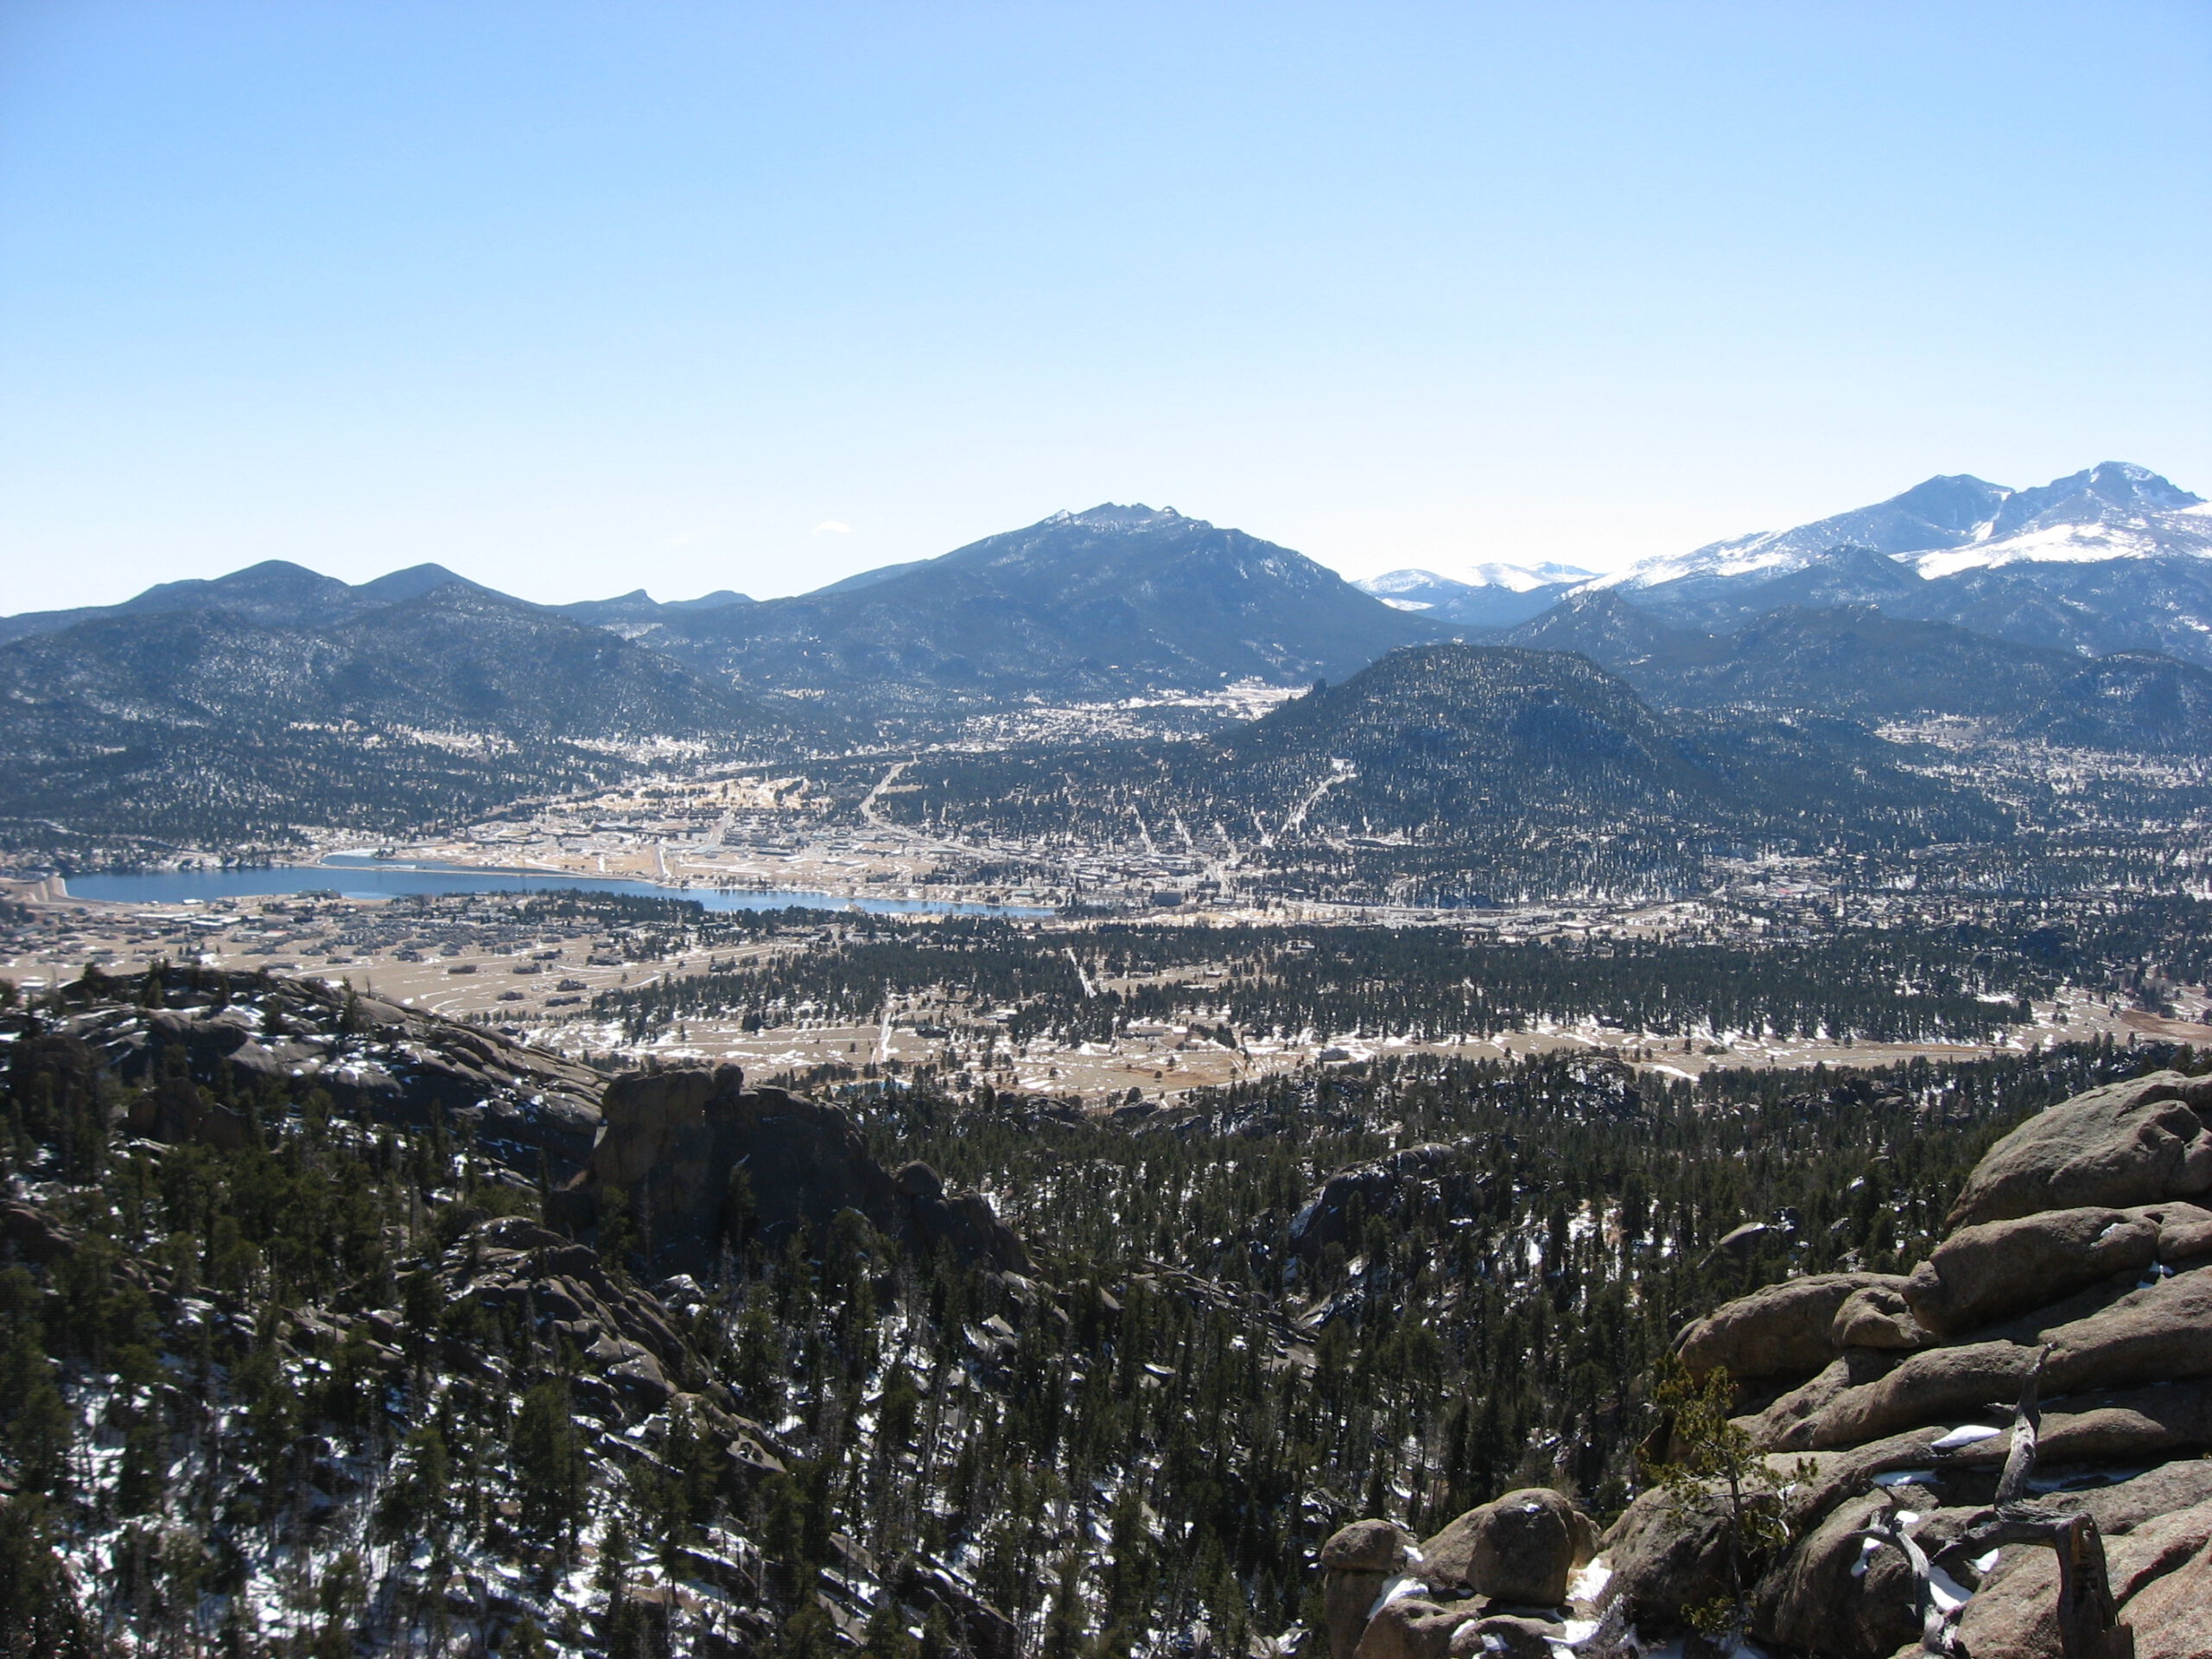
[[1610, 460, 2208, 588], [1357, 562, 1599, 629], [1357, 461, 2212, 664], [0, 557, 492, 646], [0, 585, 830, 852], [0, 505, 1440, 716], [1503, 594, 2212, 753], [12, 464, 2209, 707], [6, 466, 2212, 854]]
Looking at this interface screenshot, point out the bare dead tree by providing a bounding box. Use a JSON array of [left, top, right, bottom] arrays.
[[1890, 1346, 2135, 1659], [1850, 1493, 1960, 1656], [1991, 1345, 2048, 1509]]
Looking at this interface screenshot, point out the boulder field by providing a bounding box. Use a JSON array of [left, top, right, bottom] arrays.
[[1313, 1067, 2212, 1659]]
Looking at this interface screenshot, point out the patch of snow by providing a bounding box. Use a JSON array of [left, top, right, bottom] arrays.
[[1463, 560, 1597, 591], [1565, 1558, 1611, 1601], [1928, 1560, 1975, 1613], [1627, 1637, 1771, 1659], [1582, 538, 1804, 591], [1368, 1575, 1428, 1620], [1929, 1424, 2003, 1451]]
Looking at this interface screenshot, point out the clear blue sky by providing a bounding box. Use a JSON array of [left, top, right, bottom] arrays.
[[2, 2, 2206, 610]]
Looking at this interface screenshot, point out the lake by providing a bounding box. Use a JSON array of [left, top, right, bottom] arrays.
[[62, 859, 1052, 918]]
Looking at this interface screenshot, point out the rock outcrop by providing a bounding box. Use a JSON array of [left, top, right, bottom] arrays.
[[124, 1075, 250, 1150], [556, 1064, 1031, 1277], [1828, 1281, 1927, 1351], [1591, 1065, 2212, 1656], [1319, 1520, 1414, 1659], [1315, 1495, 1599, 1659], [1419, 1487, 1594, 1605], [1289, 1144, 1484, 1263], [1352, 1595, 1465, 1659], [48, 966, 607, 1178], [1674, 1271, 1908, 1385], [439, 1216, 696, 1416], [1946, 1069, 2212, 1228]]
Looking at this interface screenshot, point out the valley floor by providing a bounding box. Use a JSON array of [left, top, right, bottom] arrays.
[[5, 884, 2205, 1116]]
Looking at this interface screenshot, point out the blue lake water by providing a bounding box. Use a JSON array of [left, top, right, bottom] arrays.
[[64, 860, 1050, 918]]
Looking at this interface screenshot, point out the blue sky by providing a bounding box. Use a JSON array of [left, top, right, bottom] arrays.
[[2, 2, 2206, 609]]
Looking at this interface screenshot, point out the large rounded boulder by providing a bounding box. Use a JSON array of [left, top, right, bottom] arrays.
[[1947, 1071, 2212, 1230], [1421, 1488, 1592, 1607], [1588, 1070, 2212, 1655], [1319, 1521, 1414, 1659], [1903, 1205, 2162, 1336]]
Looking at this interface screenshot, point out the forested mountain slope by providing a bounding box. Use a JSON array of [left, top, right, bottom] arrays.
[[1504, 598, 2212, 751], [0, 559, 499, 647], [2, 958, 2182, 1657], [637, 505, 1440, 710], [0, 586, 830, 854], [878, 641, 2010, 902]]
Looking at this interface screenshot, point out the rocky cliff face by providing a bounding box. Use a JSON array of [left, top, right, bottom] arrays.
[[0, 965, 1035, 1658], [22, 964, 606, 1173], [552, 1061, 1031, 1278], [33, 966, 1033, 1285]]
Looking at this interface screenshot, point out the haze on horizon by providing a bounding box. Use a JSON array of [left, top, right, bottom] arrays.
[[1, 1, 2206, 612]]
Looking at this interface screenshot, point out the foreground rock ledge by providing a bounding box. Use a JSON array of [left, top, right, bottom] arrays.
[[1600, 1067, 2212, 1658]]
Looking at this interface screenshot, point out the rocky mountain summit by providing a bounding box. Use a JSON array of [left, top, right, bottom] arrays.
[[1313, 1067, 2212, 1658], [1597, 463, 2209, 598], [1531, 464, 2212, 670]]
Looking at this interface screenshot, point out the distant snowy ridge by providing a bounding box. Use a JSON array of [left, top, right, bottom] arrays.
[[1357, 561, 1598, 613], [1353, 563, 1599, 628], [1910, 499, 2212, 578], [1355, 463, 2208, 613], [1591, 462, 2207, 593]]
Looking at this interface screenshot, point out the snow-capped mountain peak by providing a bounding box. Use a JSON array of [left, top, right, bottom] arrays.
[[1589, 472, 2018, 591], [1359, 560, 1597, 605], [1465, 559, 1600, 592], [1590, 464, 2208, 593], [1355, 563, 1599, 626]]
